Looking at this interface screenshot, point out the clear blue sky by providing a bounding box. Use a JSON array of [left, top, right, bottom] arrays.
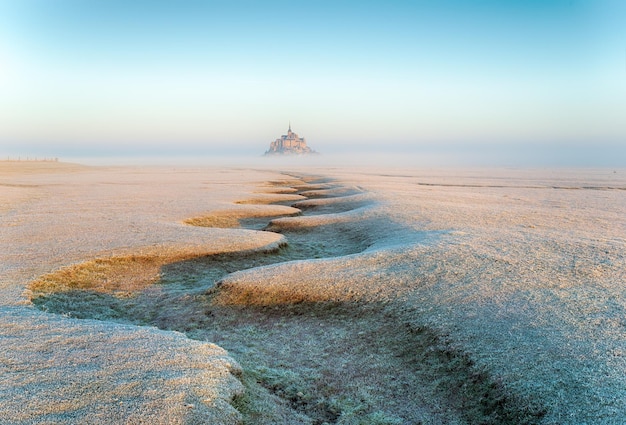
[[0, 0, 624, 164]]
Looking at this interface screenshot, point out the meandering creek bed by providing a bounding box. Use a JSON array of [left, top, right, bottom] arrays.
[[30, 176, 547, 425]]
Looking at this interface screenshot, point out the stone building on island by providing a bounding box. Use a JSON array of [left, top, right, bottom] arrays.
[[264, 123, 317, 155]]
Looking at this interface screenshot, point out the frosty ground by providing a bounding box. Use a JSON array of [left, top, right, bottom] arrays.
[[1, 161, 625, 424]]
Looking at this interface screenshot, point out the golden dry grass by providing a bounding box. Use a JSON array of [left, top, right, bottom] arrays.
[[29, 255, 164, 295], [211, 279, 332, 307], [184, 213, 244, 229], [183, 207, 301, 229], [235, 194, 305, 205]]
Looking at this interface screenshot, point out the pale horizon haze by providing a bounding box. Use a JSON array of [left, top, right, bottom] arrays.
[[1, 1, 625, 166]]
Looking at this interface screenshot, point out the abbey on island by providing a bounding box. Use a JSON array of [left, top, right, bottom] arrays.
[[264, 123, 317, 155]]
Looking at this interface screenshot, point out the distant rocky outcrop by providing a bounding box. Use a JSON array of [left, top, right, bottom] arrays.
[[264, 124, 317, 155]]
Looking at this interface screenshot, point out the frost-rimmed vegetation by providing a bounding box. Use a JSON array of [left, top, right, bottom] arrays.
[[29, 174, 550, 424]]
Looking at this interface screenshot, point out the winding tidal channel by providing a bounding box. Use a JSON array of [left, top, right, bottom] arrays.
[[29, 174, 546, 425]]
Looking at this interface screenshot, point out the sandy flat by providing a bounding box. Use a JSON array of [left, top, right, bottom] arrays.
[[2, 162, 625, 424]]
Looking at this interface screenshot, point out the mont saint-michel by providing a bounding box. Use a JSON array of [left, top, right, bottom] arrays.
[[264, 124, 317, 155]]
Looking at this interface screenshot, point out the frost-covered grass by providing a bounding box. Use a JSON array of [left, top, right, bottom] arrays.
[[28, 175, 551, 424], [12, 165, 626, 423]]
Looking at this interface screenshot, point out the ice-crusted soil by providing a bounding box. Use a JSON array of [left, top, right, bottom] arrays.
[[2, 162, 626, 424]]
